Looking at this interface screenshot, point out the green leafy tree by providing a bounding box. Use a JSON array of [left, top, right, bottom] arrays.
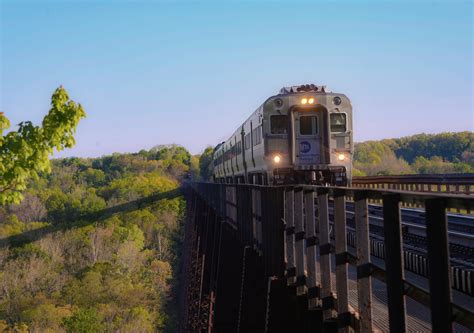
[[0, 87, 85, 204], [63, 307, 103, 333], [199, 146, 214, 181]]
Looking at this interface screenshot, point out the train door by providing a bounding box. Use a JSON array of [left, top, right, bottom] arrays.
[[293, 110, 321, 165]]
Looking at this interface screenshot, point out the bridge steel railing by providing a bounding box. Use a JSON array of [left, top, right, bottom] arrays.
[[352, 174, 474, 194], [353, 174, 474, 213], [181, 182, 474, 333]]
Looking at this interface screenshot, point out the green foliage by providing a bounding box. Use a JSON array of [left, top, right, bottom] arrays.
[[0, 215, 25, 237], [412, 156, 474, 174], [0, 87, 85, 204], [150, 144, 193, 178], [0, 148, 187, 331], [151, 144, 191, 165], [386, 132, 473, 164], [100, 173, 178, 204], [63, 308, 103, 333], [354, 132, 473, 175], [189, 155, 200, 180], [45, 188, 106, 223], [81, 168, 106, 186], [199, 146, 214, 181], [21, 303, 71, 332], [354, 141, 413, 176]]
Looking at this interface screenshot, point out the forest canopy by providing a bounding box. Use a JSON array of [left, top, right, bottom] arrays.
[[0, 145, 195, 332]]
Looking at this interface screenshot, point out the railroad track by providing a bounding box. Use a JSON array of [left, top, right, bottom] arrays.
[[343, 204, 474, 259], [324, 202, 474, 296]]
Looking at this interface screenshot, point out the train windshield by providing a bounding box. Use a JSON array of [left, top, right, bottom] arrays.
[[300, 116, 318, 135], [271, 115, 288, 134], [330, 113, 346, 132]]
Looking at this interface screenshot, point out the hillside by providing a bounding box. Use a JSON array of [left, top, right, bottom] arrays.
[[0, 146, 196, 332], [353, 131, 473, 176]]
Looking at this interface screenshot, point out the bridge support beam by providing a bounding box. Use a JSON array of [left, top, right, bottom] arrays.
[[213, 222, 243, 332], [237, 246, 266, 332]]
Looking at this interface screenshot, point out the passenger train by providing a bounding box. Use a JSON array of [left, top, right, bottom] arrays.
[[211, 84, 353, 186]]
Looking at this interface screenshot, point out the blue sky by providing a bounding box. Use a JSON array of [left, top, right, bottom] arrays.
[[1, 0, 472, 157]]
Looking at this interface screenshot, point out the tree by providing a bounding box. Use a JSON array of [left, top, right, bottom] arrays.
[[199, 146, 214, 181], [63, 307, 103, 333], [0, 87, 85, 205], [8, 193, 47, 223], [20, 303, 71, 332], [354, 142, 413, 176]]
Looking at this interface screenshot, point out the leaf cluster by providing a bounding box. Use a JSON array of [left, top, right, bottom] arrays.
[[0, 87, 86, 204]]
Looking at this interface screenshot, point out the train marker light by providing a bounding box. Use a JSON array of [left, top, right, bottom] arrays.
[[273, 155, 281, 163], [301, 98, 308, 105], [274, 98, 283, 107], [337, 153, 345, 161], [308, 98, 314, 104]]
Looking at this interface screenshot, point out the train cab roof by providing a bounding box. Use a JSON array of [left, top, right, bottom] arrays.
[[279, 84, 327, 95]]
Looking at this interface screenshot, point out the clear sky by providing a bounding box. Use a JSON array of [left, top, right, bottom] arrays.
[[1, 0, 472, 157]]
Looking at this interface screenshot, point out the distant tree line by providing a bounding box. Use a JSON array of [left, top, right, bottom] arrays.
[[353, 132, 473, 176]]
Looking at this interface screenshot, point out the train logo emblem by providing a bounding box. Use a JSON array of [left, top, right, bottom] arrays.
[[300, 141, 311, 154]]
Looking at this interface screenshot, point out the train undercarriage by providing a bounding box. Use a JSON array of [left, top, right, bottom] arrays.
[[272, 166, 348, 186], [214, 166, 348, 186]]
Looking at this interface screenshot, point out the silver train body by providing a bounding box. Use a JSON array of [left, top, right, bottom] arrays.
[[212, 84, 353, 185]]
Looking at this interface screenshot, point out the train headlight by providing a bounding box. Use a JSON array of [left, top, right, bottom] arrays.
[[273, 155, 281, 163], [337, 153, 346, 161], [333, 96, 342, 105], [301, 98, 308, 105], [308, 98, 314, 104]]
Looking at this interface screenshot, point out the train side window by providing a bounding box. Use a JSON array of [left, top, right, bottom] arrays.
[[252, 125, 262, 146], [253, 126, 262, 146], [271, 115, 288, 134], [300, 116, 318, 135], [245, 133, 251, 150], [330, 113, 346, 132]]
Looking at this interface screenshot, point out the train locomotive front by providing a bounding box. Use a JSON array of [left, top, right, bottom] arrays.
[[212, 84, 353, 186]]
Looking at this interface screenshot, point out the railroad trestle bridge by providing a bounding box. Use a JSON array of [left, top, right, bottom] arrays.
[[181, 175, 474, 333]]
